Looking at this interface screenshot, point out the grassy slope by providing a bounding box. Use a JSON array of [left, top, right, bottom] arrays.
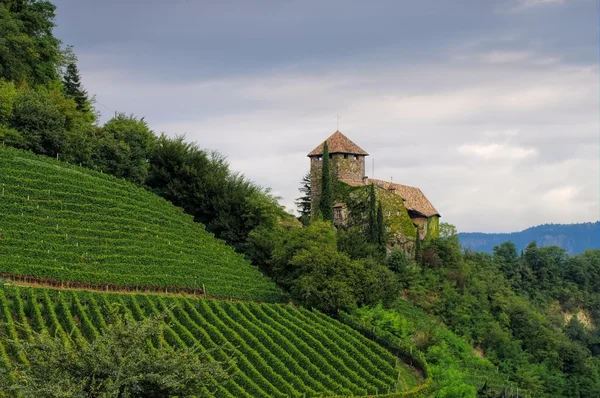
[[0, 147, 284, 302], [0, 285, 419, 397]]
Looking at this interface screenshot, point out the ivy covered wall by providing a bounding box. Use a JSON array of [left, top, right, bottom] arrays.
[[425, 216, 440, 241]]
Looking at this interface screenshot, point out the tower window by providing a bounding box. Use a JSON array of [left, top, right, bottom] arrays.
[[334, 207, 342, 220], [344, 154, 348, 159]]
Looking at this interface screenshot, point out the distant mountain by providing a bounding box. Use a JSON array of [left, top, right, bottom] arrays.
[[458, 222, 600, 255]]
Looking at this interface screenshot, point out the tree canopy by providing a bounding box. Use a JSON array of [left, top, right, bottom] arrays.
[[1, 305, 233, 397]]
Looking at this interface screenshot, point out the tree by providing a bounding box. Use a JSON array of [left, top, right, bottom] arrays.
[[319, 142, 333, 222], [366, 184, 377, 243], [439, 222, 458, 240], [94, 113, 155, 185], [0, 0, 62, 86], [415, 226, 422, 265], [294, 172, 311, 226], [62, 57, 90, 113], [10, 87, 66, 157], [376, 200, 385, 248], [2, 304, 232, 397]]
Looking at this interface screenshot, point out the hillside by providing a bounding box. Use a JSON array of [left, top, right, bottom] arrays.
[[0, 147, 285, 302], [0, 285, 421, 397], [459, 221, 600, 254]]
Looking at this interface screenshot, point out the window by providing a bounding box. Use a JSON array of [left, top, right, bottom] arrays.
[[355, 155, 359, 160], [344, 154, 348, 159], [334, 207, 342, 220]]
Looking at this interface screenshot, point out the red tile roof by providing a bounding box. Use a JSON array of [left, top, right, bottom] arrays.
[[307, 131, 369, 157], [343, 178, 440, 217]]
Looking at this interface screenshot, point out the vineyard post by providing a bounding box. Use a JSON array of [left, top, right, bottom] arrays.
[[202, 284, 206, 298]]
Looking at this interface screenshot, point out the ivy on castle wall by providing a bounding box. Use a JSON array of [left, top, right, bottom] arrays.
[[334, 181, 416, 240], [376, 188, 417, 240], [425, 216, 440, 241]]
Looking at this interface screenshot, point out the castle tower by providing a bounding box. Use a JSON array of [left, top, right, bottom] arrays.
[[307, 131, 369, 214]]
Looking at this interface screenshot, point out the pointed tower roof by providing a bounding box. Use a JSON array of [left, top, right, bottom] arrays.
[[307, 130, 369, 157]]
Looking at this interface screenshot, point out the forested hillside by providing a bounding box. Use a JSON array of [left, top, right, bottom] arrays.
[[459, 222, 600, 255]]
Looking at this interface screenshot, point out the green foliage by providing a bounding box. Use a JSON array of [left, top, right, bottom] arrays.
[[0, 0, 62, 86], [268, 221, 399, 314], [337, 226, 384, 261], [94, 113, 155, 185], [424, 216, 439, 241], [344, 300, 507, 398], [294, 172, 311, 226], [61, 56, 90, 113], [414, 227, 422, 266], [0, 80, 16, 123], [146, 134, 291, 259], [319, 142, 333, 222], [10, 86, 66, 157], [0, 285, 411, 397], [366, 184, 378, 243], [377, 200, 385, 247], [0, 146, 285, 302], [391, 223, 600, 397], [3, 303, 232, 397]]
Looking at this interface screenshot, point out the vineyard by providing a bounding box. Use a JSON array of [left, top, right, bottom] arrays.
[[0, 285, 421, 397], [0, 147, 285, 302]]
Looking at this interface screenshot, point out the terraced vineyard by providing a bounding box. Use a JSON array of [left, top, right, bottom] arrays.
[[0, 285, 419, 397], [0, 147, 284, 302]]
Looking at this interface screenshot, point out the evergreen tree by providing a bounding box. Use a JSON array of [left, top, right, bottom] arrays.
[[366, 184, 377, 243], [415, 226, 422, 265], [294, 172, 311, 225], [319, 141, 333, 222], [62, 60, 90, 113], [376, 200, 385, 247]]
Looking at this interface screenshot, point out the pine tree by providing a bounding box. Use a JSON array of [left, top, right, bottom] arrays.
[[319, 142, 334, 222], [366, 184, 378, 243], [376, 200, 385, 247], [295, 173, 312, 225], [415, 226, 422, 265], [62, 61, 90, 112]]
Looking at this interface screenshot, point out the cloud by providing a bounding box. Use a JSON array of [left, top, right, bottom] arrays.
[[482, 51, 534, 64], [457, 143, 538, 160], [519, 0, 568, 7], [52, 0, 599, 233]]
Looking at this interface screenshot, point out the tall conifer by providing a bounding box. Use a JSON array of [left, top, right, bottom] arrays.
[[415, 226, 422, 265], [319, 142, 334, 222], [62, 61, 90, 112], [295, 172, 312, 225], [376, 200, 385, 247], [367, 184, 377, 243]]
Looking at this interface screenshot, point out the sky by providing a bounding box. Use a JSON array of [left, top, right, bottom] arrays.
[[52, 0, 599, 233]]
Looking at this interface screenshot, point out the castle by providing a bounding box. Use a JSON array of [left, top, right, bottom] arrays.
[[308, 130, 440, 250]]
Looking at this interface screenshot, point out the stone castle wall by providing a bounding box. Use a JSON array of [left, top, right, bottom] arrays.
[[310, 154, 366, 216]]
